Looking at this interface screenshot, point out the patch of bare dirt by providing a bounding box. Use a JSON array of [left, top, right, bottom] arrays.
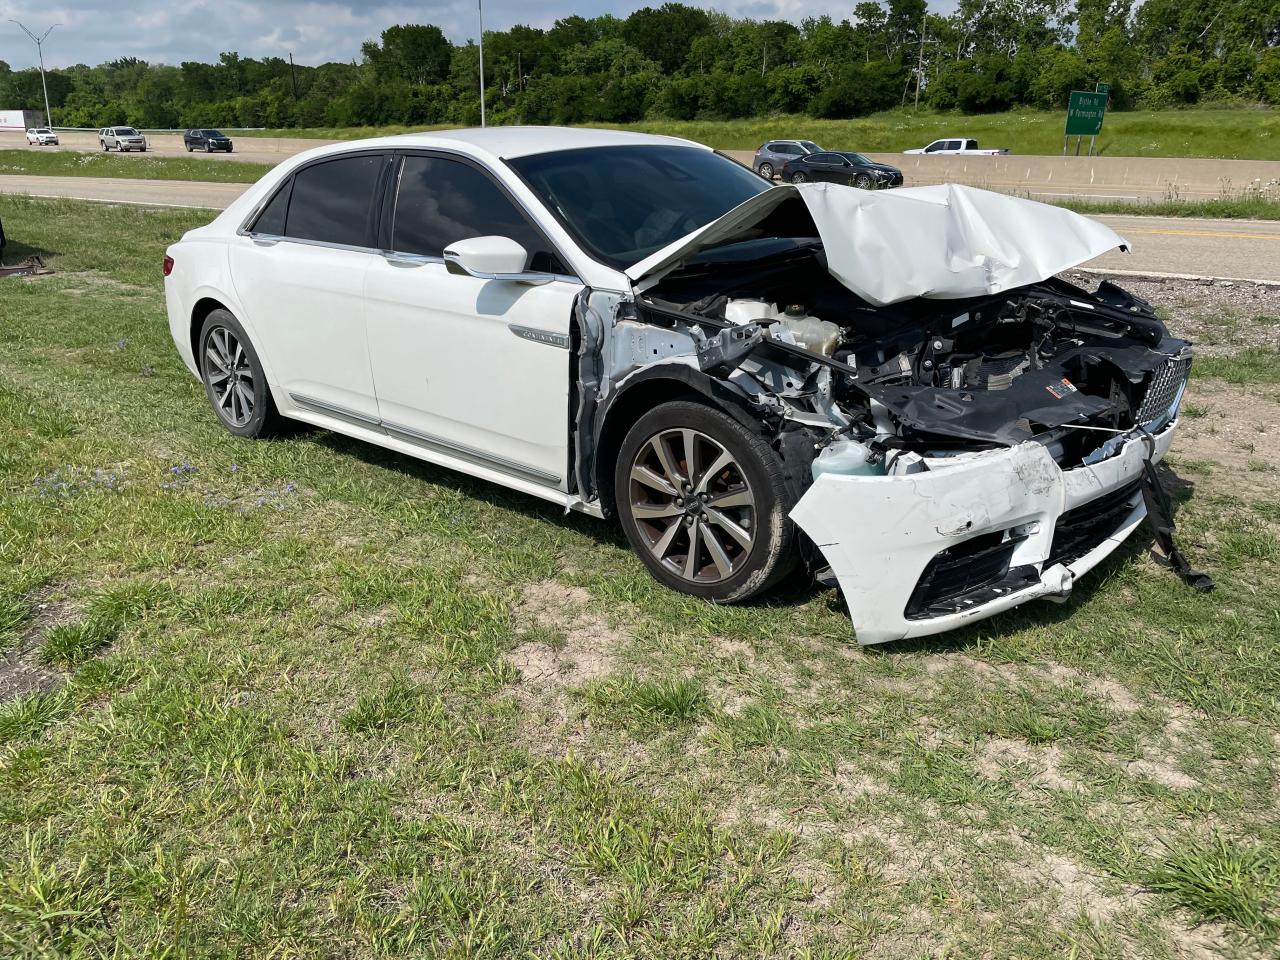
[[0, 590, 75, 704], [976, 737, 1082, 792], [505, 581, 624, 690], [1004, 841, 1131, 925], [1125, 757, 1199, 790], [1172, 382, 1280, 504]]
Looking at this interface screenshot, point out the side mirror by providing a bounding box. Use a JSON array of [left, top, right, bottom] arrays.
[[443, 236, 553, 285]]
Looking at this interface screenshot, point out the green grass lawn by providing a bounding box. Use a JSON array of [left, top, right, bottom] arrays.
[[240, 107, 1280, 161], [0, 149, 271, 184], [1, 195, 1278, 957]]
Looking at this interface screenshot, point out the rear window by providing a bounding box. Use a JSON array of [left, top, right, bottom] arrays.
[[283, 154, 383, 247], [250, 180, 292, 236]]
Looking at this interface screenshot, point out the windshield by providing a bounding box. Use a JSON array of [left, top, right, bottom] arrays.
[[35, 128, 51, 134], [799, 141, 822, 153], [204, 130, 223, 137], [119, 128, 139, 136], [509, 145, 770, 270], [840, 152, 872, 164]]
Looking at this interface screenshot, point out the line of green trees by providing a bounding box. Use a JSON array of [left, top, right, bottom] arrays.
[[2, 0, 1278, 130]]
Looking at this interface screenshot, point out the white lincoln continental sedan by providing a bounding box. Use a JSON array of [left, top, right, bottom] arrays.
[[165, 127, 1194, 644]]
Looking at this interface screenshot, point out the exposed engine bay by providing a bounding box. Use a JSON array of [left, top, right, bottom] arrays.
[[632, 239, 1190, 470]]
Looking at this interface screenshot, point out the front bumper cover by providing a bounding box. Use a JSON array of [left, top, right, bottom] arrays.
[[790, 420, 1178, 645]]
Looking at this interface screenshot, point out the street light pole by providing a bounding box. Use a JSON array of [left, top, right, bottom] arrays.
[[477, 0, 486, 127], [8, 20, 61, 127]]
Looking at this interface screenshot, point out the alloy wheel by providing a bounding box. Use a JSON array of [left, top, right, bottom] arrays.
[[758, 162, 773, 178], [203, 326, 255, 427], [628, 428, 756, 584], [791, 171, 807, 183]]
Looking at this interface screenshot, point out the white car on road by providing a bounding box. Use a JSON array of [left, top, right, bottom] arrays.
[[25, 127, 59, 146], [904, 138, 1009, 156], [164, 128, 1194, 643]]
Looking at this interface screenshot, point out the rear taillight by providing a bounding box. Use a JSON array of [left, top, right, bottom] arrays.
[[163, 254, 174, 277]]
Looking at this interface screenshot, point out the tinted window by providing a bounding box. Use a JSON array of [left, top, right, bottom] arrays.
[[799, 141, 822, 153], [509, 145, 769, 270], [392, 155, 556, 270], [251, 179, 292, 236], [284, 154, 383, 247]]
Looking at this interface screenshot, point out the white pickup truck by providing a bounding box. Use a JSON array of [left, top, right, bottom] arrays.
[[904, 138, 1009, 156]]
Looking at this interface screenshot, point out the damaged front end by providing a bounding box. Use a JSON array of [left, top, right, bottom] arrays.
[[583, 183, 1199, 644]]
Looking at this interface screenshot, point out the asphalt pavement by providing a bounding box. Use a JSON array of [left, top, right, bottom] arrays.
[[2, 173, 1278, 284]]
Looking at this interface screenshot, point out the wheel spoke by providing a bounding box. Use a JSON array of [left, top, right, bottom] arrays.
[[207, 367, 230, 385], [707, 487, 752, 509], [213, 329, 232, 366], [649, 519, 682, 560], [680, 429, 699, 488], [705, 507, 753, 550], [650, 435, 686, 488], [694, 449, 734, 495], [631, 464, 677, 497], [234, 383, 254, 417], [683, 518, 702, 579], [701, 523, 733, 578], [205, 346, 229, 374], [632, 501, 682, 520]]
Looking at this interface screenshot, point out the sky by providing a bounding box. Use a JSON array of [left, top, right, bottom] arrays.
[[0, 0, 894, 70]]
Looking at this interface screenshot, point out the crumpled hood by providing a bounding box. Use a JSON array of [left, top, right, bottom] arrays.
[[626, 182, 1128, 307]]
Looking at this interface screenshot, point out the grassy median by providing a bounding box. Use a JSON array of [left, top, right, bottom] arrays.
[[0, 149, 271, 184], [238, 107, 1280, 161], [1, 196, 1278, 957]]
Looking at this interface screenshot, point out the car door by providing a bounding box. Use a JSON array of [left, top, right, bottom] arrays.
[[228, 151, 389, 425], [808, 153, 841, 182], [363, 152, 582, 488]]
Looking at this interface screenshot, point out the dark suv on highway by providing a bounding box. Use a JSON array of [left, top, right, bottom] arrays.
[[184, 129, 234, 153]]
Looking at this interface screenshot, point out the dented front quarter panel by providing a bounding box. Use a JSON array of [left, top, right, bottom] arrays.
[[790, 420, 1179, 645]]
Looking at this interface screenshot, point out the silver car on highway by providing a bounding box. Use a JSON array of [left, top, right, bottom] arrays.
[[99, 127, 148, 152]]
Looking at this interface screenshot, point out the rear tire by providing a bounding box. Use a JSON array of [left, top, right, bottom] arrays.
[[757, 162, 774, 179], [614, 400, 799, 603], [197, 310, 285, 439], [790, 171, 807, 184]]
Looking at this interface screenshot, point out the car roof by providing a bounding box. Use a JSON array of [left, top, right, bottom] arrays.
[[318, 126, 705, 162]]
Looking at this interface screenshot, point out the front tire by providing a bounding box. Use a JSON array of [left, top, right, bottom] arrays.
[[198, 310, 285, 439], [614, 400, 799, 603], [853, 173, 872, 189]]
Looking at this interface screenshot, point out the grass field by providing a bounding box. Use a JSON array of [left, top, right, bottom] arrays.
[[240, 107, 1280, 161], [0, 149, 271, 184], [1, 195, 1279, 957]]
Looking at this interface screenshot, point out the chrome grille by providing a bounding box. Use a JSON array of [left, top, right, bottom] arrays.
[[1136, 354, 1191, 424]]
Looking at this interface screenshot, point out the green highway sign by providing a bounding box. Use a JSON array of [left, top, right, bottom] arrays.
[[1065, 90, 1107, 137], [1095, 82, 1110, 96]]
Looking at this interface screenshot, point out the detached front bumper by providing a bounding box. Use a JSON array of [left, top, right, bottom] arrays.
[[791, 420, 1178, 645]]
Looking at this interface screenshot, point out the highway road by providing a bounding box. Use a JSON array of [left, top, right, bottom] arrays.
[[0, 129, 328, 166], [2, 173, 1278, 284]]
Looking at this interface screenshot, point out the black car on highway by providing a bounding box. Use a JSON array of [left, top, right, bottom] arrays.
[[780, 151, 903, 189], [184, 129, 234, 153]]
